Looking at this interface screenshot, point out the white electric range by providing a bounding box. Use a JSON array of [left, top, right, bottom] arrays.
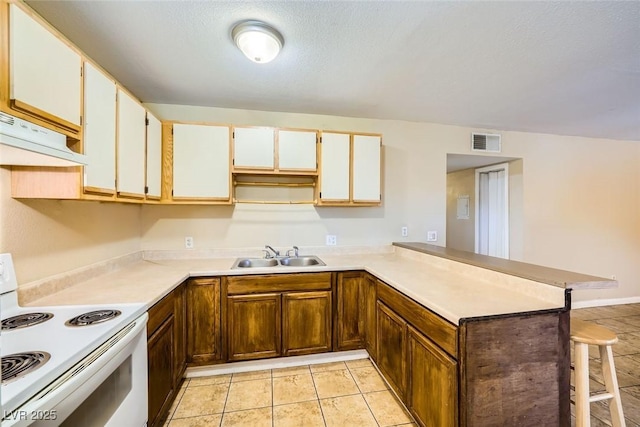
[[0, 254, 148, 426]]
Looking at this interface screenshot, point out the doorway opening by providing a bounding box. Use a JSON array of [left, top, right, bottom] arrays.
[[475, 163, 509, 259], [445, 154, 523, 260]]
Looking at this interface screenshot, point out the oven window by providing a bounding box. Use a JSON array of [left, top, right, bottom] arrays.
[[61, 355, 132, 427]]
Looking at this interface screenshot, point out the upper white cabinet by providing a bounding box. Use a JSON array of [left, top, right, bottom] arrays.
[[172, 123, 230, 201], [318, 132, 350, 202], [83, 62, 116, 195], [9, 4, 81, 132], [277, 129, 317, 172], [318, 132, 382, 206], [233, 127, 274, 170], [145, 112, 162, 199], [352, 135, 381, 203], [116, 89, 146, 198]]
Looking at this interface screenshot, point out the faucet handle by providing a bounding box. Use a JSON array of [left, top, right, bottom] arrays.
[[262, 249, 272, 259], [293, 246, 299, 257]]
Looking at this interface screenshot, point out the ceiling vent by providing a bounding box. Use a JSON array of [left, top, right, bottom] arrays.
[[471, 133, 501, 153]]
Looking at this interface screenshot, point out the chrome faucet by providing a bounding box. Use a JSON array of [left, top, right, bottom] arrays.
[[264, 245, 280, 258], [286, 246, 300, 257]]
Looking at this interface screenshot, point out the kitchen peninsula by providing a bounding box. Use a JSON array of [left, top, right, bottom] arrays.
[[20, 243, 615, 426]]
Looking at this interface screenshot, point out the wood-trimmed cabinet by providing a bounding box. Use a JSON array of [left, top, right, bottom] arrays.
[[232, 126, 318, 175], [225, 273, 332, 361], [147, 284, 186, 427], [161, 122, 232, 204], [317, 131, 382, 206], [4, 2, 82, 137], [82, 61, 116, 196]]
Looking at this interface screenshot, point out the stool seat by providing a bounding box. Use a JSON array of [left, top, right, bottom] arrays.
[[570, 318, 625, 427], [571, 318, 618, 346]]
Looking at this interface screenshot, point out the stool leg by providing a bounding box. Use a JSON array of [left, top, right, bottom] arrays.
[[600, 345, 626, 427], [575, 342, 591, 427]]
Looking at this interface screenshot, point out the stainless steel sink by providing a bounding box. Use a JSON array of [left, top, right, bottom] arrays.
[[231, 255, 325, 269], [278, 256, 326, 267], [232, 258, 279, 268]]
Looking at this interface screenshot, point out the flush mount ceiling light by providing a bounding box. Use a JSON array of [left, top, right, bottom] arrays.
[[232, 20, 284, 64]]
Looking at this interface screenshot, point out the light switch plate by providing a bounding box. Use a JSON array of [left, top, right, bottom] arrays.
[[326, 235, 337, 246], [427, 231, 438, 242]]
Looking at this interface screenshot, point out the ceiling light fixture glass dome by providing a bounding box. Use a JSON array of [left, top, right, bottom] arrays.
[[232, 20, 284, 64]]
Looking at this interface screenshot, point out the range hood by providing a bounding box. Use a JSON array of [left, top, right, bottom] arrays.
[[0, 112, 88, 167]]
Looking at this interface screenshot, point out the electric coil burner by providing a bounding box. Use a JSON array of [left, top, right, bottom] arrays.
[[1, 351, 51, 384], [1, 312, 54, 330], [65, 309, 122, 327]]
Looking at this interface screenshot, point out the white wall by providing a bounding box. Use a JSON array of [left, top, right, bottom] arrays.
[[144, 103, 640, 304], [0, 168, 141, 284]]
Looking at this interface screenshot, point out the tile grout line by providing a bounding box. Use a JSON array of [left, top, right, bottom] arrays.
[[271, 368, 275, 427], [309, 365, 329, 427]]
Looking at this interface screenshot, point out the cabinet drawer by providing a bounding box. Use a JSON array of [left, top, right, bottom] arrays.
[[148, 291, 175, 337], [227, 273, 331, 295], [377, 281, 458, 358]]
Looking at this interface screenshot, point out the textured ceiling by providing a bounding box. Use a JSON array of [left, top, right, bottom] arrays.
[[27, 1, 640, 141]]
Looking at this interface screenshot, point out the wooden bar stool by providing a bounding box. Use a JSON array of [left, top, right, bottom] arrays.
[[571, 318, 626, 427]]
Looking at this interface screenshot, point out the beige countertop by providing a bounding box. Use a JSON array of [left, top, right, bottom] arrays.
[[394, 242, 617, 290], [23, 245, 570, 325]]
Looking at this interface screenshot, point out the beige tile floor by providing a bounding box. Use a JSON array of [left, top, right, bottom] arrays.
[[165, 359, 416, 427], [571, 303, 640, 427]]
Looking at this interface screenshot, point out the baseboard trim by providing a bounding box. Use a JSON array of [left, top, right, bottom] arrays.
[[572, 296, 640, 309], [185, 349, 370, 378]]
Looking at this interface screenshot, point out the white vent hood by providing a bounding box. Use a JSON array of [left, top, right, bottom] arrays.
[[0, 112, 88, 167]]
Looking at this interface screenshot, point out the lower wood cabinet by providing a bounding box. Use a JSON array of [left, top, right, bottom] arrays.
[[173, 283, 186, 382], [363, 273, 377, 361], [335, 271, 365, 350], [186, 278, 222, 364], [376, 300, 408, 398], [225, 273, 333, 361], [228, 293, 282, 361], [147, 314, 174, 427], [147, 284, 186, 427], [283, 290, 332, 356], [408, 325, 458, 427]]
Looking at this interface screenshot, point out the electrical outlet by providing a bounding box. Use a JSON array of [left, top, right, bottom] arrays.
[[427, 231, 438, 242], [326, 235, 337, 246], [611, 275, 617, 280], [185, 236, 194, 249], [401, 226, 408, 237]]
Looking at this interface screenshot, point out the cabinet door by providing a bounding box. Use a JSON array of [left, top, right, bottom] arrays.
[[146, 112, 162, 199], [336, 272, 365, 350], [82, 62, 116, 194], [187, 278, 222, 364], [9, 4, 81, 130], [116, 89, 146, 198], [377, 301, 407, 398], [277, 129, 317, 172], [364, 274, 377, 361], [283, 291, 332, 356], [352, 134, 381, 203], [233, 127, 274, 170], [408, 326, 458, 427], [319, 132, 350, 201], [147, 315, 175, 427], [173, 123, 230, 199], [227, 293, 281, 361], [173, 284, 186, 385]]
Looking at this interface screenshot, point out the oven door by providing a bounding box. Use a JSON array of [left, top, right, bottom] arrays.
[[3, 313, 148, 427]]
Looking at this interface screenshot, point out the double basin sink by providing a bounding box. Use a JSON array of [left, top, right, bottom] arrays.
[[231, 255, 325, 269]]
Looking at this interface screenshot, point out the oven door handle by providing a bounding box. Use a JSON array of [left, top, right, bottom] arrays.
[[2, 313, 148, 427]]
